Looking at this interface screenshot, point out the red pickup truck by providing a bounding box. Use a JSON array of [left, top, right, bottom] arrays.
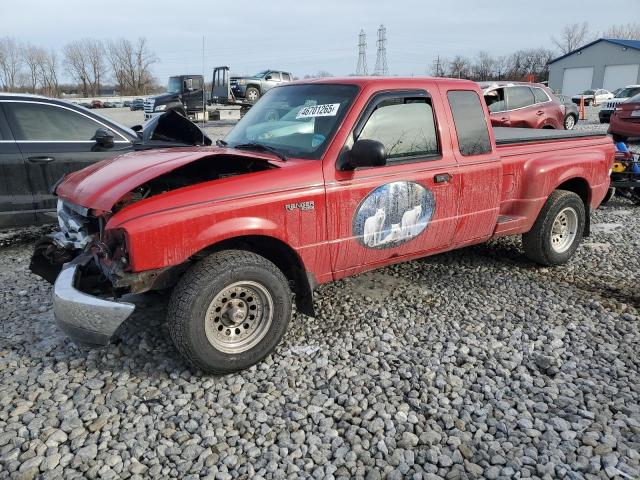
[[31, 77, 614, 374]]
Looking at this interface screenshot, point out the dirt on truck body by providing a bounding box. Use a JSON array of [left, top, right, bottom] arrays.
[[30, 77, 614, 374]]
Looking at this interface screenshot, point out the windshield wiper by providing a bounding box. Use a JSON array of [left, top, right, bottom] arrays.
[[216, 139, 228, 147], [233, 142, 288, 161]]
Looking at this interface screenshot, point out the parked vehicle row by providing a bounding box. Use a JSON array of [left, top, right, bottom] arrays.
[[571, 89, 614, 106], [599, 85, 640, 123], [30, 77, 614, 373]]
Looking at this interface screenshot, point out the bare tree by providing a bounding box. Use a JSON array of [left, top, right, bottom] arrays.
[[552, 22, 592, 54], [38, 49, 60, 97], [0, 37, 24, 91], [107, 38, 157, 95], [64, 40, 91, 96], [85, 39, 106, 96], [23, 44, 46, 93], [602, 22, 640, 40], [472, 51, 496, 81], [447, 55, 471, 79]]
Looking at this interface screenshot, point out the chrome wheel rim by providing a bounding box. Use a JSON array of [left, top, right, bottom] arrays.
[[551, 207, 578, 253], [565, 116, 575, 130], [247, 90, 258, 101], [204, 281, 273, 354]]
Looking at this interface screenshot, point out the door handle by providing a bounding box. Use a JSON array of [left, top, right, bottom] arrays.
[[434, 173, 452, 183], [28, 156, 55, 164]]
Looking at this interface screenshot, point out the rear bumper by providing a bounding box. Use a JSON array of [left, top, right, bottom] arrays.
[[53, 264, 135, 346]]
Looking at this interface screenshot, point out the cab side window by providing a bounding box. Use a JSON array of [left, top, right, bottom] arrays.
[[357, 96, 439, 162], [268, 72, 281, 81], [6, 102, 111, 141]]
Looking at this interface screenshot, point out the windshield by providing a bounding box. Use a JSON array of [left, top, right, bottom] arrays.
[[168, 77, 182, 93], [224, 83, 359, 160], [581, 90, 595, 95], [627, 92, 640, 103], [616, 87, 640, 98], [254, 70, 269, 78]]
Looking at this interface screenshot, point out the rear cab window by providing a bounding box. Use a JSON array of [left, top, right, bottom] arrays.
[[447, 90, 492, 156]]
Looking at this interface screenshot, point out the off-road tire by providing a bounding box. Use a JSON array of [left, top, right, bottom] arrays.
[[522, 190, 585, 266], [245, 87, 260, 103], [168, 250, 292, 374]]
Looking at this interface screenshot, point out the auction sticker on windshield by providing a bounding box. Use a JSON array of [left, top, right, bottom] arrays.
[[296, 103, 340, 119]]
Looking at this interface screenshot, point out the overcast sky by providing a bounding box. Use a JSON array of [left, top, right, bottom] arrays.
[[2, 0, 638, 83]]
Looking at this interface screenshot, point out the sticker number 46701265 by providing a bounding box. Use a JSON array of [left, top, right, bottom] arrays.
[[296, 103, 340, 119]]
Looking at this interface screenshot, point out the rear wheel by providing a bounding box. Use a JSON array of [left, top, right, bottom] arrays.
[[522, 190, 585, 266], [564, 114, 576, 130], [167, 250, 292, 374]]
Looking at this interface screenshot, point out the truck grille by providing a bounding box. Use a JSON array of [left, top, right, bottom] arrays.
[[143, 98, 155, 114], [603, 100, 620, 111]]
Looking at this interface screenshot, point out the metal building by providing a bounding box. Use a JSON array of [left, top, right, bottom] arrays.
[[547, 38, 640, 96]]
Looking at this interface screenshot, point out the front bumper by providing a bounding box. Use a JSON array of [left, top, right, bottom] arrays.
[[53, 263, 135, 346]]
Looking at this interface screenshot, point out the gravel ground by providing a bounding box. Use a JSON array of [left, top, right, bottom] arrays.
[[0, 106, 638, 480]]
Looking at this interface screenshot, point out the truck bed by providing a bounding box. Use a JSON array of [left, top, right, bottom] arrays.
[[494, 127, 608, 146]]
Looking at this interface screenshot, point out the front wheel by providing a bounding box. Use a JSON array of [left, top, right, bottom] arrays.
[[245, 87, 260, 103], [167, 250, 292, 374], [522, 190, 585, 266]]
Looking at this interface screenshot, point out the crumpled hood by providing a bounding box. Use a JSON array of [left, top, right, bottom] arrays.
[[55, 148, 277, 212], [140, 110, 212, 146]]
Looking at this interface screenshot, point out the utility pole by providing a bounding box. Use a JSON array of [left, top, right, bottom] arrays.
[[356, 30, 368, 76], [374, 25, 388, 76]]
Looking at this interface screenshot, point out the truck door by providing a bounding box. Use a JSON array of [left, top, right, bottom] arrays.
[[441, 89, 502, 244], [183, 76, 204, 113], [263, 72, 282, 93], [324, 89, 459, 278]]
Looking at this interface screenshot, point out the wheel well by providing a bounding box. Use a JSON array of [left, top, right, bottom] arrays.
[[542, 125, 555, 129], [246, 84, 260, 91], [195, 235, 315, 316], [556, 177, 591, 236]]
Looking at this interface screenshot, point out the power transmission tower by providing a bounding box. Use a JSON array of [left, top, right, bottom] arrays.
[[374, 24, 389, 76], [356, 30, 368, 76]]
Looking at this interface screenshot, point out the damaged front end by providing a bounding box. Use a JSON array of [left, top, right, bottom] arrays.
[[30, 199, 181, 346]]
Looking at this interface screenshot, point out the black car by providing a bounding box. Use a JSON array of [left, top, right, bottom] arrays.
[[0, 94, 211, 227], [555, 94, 579, 130], [130, 98, 144, 111]]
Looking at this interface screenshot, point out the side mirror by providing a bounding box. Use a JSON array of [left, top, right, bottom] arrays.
[[93, 128, 115, 148], [341, 139, 386, 170], [265, 75, 273, 80]]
